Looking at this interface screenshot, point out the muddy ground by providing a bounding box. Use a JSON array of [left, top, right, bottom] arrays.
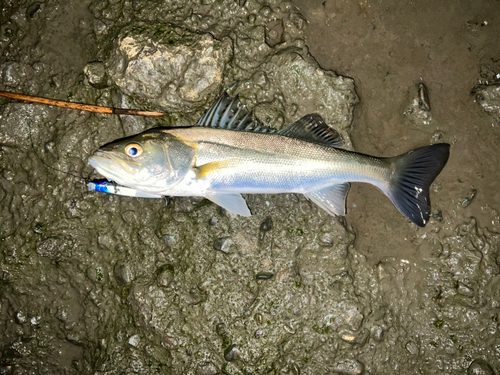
[[1, 0, 499, 374]]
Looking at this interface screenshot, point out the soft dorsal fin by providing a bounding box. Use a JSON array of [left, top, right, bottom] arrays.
[[278, 114, 344, 148], [195, 91, 276, 134]]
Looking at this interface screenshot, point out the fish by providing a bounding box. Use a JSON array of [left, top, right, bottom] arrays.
[[88, 90, 450, 226]]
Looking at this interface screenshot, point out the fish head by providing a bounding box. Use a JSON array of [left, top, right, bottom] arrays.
[[88, 129, 196, 192]]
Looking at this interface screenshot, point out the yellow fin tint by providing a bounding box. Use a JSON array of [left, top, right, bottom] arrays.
[[197, 159, 242, 179]]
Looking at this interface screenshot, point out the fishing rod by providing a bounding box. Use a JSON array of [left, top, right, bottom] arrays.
[[0, 89, 164, 185], [0, 90, 165, 117]]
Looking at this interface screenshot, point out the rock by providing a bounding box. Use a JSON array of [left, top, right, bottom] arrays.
[[84, 61, 108, 89], [265, 20, 284, 47], [371, 325, 384, 342], [224, 344, 239, 362], [107, 23, 232, 113], [0, 365, 13, 375], [173, 197, 196, 213], [404, 82, 432, 127], [162, 234, 176, 247], [114, 262, 134, 286], [256, 272, 274, 280], [197, 362, 219, 375], [472, 83, 500, 123], [214, 237, 234, 254], [405, 340, 419, 355], [331, 359, 364, 375], [252, 48, 358, 133], [36, 237, 72, 261], [340, 328, 369, 345], [460, 188, 477, 208], [467, 359, 495, 375], [1, 62, 25, 87], [128, 334, 140, 347], [260, 217, 273, 232], [157, 265, 174, 287]]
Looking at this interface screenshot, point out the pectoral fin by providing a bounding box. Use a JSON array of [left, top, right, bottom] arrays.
[[304, 183, 351, 216], [197, 159, 243, 179], [205, 192, 252, 216]]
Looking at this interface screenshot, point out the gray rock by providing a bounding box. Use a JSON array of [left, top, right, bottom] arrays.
[[404, 82, 432, 127], [405, 340, 419, 355], [128, 334, 140, 347], [214, 237, 234, 254], [84, 61, 108, 89], [260, 217, 273, 232], [156, 265, 174, 287], [256, 272, 274, 280], [467, 359, 495, 375], [472, 83, 500, 123], [161, 234, 176, 247], [114, 262, 134, 286], [331, 359, 364, 375], [107, 23, 232, 112], [224, 344, 239, 362], [36, 237, 72, 261], [197, 362, 219, 375]]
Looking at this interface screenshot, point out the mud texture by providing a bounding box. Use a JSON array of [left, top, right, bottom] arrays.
[[0, 0, 499, 374]]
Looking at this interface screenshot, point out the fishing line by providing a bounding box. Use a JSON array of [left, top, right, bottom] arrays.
[[26, 118, 92, 184]]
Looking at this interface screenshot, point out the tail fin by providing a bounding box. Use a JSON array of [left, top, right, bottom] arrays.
[[384, 143, 450, 227]]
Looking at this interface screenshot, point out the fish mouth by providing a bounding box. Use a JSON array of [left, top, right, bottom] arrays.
[[88, 151, 136, 185]]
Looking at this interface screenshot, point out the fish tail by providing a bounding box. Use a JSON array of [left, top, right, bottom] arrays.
[[383, 143, 450, 227]]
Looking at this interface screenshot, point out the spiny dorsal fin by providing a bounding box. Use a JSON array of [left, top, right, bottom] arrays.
[[278, 114, 344, 148], [195, 91, 276, 134]]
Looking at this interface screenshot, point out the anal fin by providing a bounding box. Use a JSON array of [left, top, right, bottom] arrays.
[[205, 192, 251, 216], [304, 182, 351, 216]]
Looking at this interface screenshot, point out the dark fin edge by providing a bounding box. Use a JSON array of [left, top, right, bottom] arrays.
[[385, 143, 450, 227]]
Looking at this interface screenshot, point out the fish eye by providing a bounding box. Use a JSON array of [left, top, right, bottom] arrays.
[[125, 143, 143, 158]]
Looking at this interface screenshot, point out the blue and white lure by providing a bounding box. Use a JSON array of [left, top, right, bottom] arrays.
[[88, 181, 163, 198]]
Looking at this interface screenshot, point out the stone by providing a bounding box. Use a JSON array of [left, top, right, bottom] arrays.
[[107, 23, 232, 113]]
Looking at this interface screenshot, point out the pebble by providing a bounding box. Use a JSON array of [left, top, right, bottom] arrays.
[[84, 61, 108, 89], [461, 189, 477, 208], [15, 312, 26, 324], [290, 362, 301, 375], [405, 341, 419, 355], [214, 237, 234, 254], [157, 265, 175, 287], [467, 359, 495, 375], [224, 344, 239, 362], [128, 334, 140, 347], [340, 328, 369, 345], [114, 262, 133, 286], [418, 82, 431, 111], [371, 325, 384, 342], [331, 359, 364, 375], [260, 217, 273, 232], [197, 362, 219, 375], [162, 234, 176, 247], [256, 272, 274, 280]]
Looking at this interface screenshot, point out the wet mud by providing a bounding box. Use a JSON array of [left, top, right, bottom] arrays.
[[1, 0, 499, 374]]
